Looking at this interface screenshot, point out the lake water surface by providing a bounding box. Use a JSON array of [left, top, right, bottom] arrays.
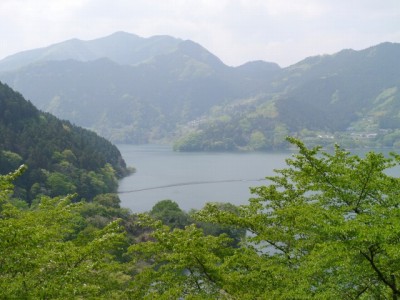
[[117, 144, 292, 212], [117, 145, 400, 213]]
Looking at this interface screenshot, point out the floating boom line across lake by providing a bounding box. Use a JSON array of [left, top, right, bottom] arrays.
[[118, 178, 266, 194]]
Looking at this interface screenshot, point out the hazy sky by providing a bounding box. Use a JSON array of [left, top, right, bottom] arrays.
[[1, 0, 399, 67]]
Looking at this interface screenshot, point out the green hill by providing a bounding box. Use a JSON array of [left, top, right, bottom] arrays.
[[0, 81, 129, 202]]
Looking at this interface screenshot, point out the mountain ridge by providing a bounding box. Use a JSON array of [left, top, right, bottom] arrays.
[[0, 32, 185, 72], [1, 32, 399, 149]]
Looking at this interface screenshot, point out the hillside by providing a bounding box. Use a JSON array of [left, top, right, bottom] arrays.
[[0, 81, 129, 202], [1, 32, 400, 150], [0, 32, 280, 144], [174, 42, 400, 150]]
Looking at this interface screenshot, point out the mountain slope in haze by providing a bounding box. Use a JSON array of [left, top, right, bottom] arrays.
[[275, 42, 400, 131], [174, 42, 400, 150], [0, 31, 182, 72], [1, 32, 400, 150], [0, 32, 280, 143], [0, 81, 129, 202]]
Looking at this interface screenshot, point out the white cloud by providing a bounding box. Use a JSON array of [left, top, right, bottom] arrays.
[[250, 0, 328, 18], [0, 0, 399, 66]]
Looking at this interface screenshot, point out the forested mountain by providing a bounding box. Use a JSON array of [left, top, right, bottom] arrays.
[[275, 42, 400, 131], [175, 42, 400, 150], [0, 32, 280, 144], [1, 32, 400, 150], [0, 81, 129, 202]]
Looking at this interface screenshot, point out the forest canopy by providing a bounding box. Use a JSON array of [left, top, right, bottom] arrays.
[[0, 81, 129, 202], [2, 138, 400, 299]]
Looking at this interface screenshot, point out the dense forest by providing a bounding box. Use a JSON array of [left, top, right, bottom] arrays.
[[2, 138, 400, 299], [0, 81, 130, 202]]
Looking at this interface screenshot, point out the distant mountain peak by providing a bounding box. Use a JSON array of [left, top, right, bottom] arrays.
[[173, 40, 224, 66], [1, 35, 400, 150], [108, 31, 139, 37], [237, 60, 281, 71], [0, 32, 184, 71], [91, 31, 142, 43]]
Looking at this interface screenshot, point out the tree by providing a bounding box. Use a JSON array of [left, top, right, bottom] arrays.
[[150, 199, 190, 229], [46, 171, 77, 196], [0, 167, 129, 299], [248, 130, 267, 150], [131, 137, 400, 299], [93, 193, 121, 208], [0, 150, 23, 174], [190, 202, 246, 247], [128, 217, 233, 299]]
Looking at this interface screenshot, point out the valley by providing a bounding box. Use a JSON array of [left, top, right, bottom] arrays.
[[2, 32, 400, 150]]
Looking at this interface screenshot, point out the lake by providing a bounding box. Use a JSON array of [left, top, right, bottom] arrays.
[[117, 144, 292, 212]]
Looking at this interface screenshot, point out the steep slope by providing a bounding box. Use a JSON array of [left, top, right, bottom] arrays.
[[0, 81, 129, 202]]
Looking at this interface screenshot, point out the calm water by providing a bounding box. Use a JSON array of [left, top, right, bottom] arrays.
[[117, 144, 292, 212]]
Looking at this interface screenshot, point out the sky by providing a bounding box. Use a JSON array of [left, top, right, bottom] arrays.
[[0, 0, 400, 67]]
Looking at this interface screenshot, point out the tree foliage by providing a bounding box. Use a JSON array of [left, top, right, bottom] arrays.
[[149, 199, 190, 229], [0, 167, 129, 299], [0, 81, 129, 202], [4, 137, 400, 298], [133, 137, 400, 299], [173, 114, 288, 152]]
